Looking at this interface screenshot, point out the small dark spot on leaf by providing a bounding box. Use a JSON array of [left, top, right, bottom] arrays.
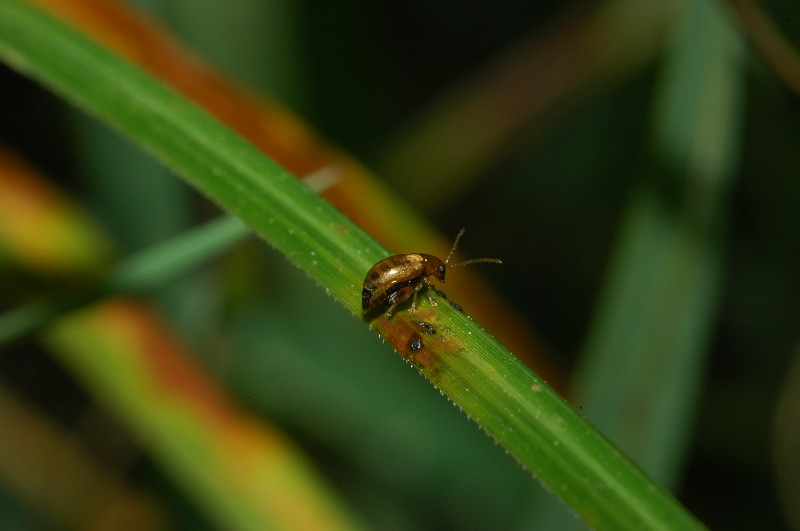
[[408, 334, 423, 352], [413, 321, 436, 335]]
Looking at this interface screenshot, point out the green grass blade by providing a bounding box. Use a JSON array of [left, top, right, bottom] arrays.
[[0, 1, 704, 527]]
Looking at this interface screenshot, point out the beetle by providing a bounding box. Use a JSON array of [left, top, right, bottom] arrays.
[[362, 228, 501, 317]]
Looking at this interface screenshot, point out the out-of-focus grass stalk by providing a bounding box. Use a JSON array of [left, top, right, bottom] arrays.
[[377, 0, 684, 208], [573, 0, 743, 488]]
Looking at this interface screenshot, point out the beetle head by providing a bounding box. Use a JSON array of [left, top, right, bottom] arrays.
[[437, 263, 446, 282]]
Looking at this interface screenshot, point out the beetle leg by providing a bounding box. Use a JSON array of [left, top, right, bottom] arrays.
[[424, 278, 437, 307], [410, 281, 426, 313], [385, 285, 415, 317]]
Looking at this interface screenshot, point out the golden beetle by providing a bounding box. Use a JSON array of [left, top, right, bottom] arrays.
[[361, 229, 502, 317]]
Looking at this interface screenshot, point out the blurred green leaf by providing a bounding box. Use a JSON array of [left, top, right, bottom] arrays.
[[573, 0, 743, 487]]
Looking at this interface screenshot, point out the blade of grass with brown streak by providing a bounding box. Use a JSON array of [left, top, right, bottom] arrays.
[[29, 0, 556, 385]]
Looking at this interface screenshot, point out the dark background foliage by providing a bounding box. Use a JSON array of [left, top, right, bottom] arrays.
[[1, 0, 799, 528]]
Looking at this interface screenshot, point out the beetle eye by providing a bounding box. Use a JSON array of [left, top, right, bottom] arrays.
[[439, 265, 446, 278]]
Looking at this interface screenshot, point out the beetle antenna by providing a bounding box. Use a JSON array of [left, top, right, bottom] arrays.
[[448, 257, 503, 268], [444, 228, 466, 265], [445, 228, 502, 268]]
